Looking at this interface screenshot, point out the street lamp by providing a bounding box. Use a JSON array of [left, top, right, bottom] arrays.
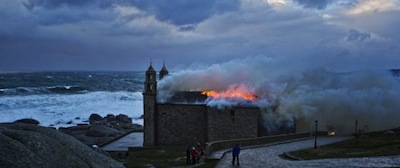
[[355, 120, 358, 137], [314, 120, 318, 149]]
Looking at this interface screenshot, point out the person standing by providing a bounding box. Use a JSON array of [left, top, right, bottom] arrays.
[[232, 144, 240, 165], [196, 142, 204, 163], [186, 146, 191, 165], [191, 147, 197, 165]]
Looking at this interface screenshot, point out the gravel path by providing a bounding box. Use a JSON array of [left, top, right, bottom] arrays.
[[216, 136, 400, 168]]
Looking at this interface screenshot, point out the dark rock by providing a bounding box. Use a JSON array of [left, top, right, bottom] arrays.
[[89, 114, 106, 125], [0, 123, 124, 168], [14, 118, 40, 125], [59, 125, 90, 132], [106, 114, 116, 122], [132, 124, 144, 131], [89, 113, 103, 122], [92, 145, 111, 157], [75, 117, 81, 120], [138, 114, 144, 119], [66, 120, 73, 124], [116, 114, 130, 123], [85, 125, 121, 137], [118, 122, 133, 129]]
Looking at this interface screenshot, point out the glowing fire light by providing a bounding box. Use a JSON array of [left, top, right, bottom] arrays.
[[201, 84, 257, 101]]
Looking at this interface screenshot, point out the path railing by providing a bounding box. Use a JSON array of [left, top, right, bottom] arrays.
[[205, 132, 313, 158]]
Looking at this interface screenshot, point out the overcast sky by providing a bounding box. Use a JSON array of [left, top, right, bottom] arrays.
[[1, 0, 399, 71]]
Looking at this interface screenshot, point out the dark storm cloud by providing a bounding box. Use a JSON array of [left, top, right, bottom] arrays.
[[292, 0, 334, 9], [292, 0, 359, 9], [179, 24, 197, 31], [127, 0, 240, 25], [337, 0, 360, 7], [23, 0, 110, 10], [22, 0, 240, 26], [0, 0, 399, 71], [346, 29, 371, 42], [22, 0, 117, 25]]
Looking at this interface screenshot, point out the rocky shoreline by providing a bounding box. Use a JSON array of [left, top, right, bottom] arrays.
[[58, 113, 144, 146], [15, 113, 143, 147]]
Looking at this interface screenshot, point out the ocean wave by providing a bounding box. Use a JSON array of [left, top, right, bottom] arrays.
[[0, 91, 144, 127], [0, 85, 88, 96], [47, 86, 88, 94]]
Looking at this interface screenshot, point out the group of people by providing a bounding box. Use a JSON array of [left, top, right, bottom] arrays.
[[186, 142, 204, 165], [185, 143, 241, 166]]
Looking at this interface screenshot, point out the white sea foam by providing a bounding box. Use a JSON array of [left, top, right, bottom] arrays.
[[0, 91, 143, 127]]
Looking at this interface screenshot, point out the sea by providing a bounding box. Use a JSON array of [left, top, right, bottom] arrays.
[[0, 71, 144, 128]]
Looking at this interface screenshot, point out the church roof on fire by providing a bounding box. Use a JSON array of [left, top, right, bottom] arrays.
[[163, 91, 208, 104], [161, 91, 259, 108]]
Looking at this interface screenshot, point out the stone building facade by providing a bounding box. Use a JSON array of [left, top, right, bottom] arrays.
[[143, 63, 263, 146]]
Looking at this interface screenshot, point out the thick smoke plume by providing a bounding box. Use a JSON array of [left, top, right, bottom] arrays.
[[157, 56, 400, 134]]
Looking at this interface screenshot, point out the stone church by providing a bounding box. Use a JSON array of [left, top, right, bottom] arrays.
[[143, 63, 292, 146]]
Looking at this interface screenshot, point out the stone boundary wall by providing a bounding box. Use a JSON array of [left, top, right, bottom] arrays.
[[206, 132, 313, 158]]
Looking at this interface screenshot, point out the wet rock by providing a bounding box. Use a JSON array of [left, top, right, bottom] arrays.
[[0, 123, 124, 168], [116, 114, 130, 123], [106, 114, 116, 122], [59, 125, 90, 132], [89, 113, 104, 125], [85, 125, 121, 137], [14, 118, 40, 125], [132, 124, 144, 131], [61, 113, 142, 146]]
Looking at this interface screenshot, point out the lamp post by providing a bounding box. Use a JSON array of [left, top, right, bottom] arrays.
[[314, 120, 318, 149], [355, 120, 358, 138]]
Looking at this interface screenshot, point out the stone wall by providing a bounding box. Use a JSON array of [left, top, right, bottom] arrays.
[[157, 104, 208, 145], [143, 94, 157, 146], [207, 107, 259, 142]]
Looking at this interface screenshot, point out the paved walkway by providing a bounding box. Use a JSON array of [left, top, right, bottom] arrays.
[[101, 132, 143, 151], [215, 136, 400, 167]]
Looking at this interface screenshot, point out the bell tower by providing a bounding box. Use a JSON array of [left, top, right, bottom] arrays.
[[143, 61, 157, 146], [159, 60, 169, 80], [144, 61, 157, 94]]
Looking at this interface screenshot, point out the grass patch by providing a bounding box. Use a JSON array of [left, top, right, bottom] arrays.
[[290, 129, 400, 160], [109, 147, 219, 168]]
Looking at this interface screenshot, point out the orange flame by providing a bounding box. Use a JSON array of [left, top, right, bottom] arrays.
[[201, 84, 257, 101]]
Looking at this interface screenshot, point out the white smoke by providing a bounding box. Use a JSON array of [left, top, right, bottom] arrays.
[[157, 56, 400, 134], [157, 56, 287, 102], [277, 69, 400, 134]]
